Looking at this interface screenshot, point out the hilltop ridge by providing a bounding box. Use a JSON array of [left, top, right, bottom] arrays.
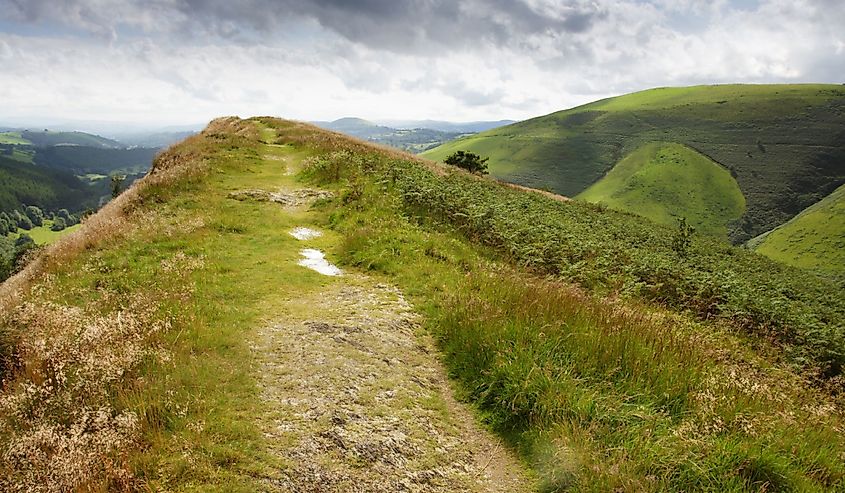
[[0, 117, 842, 492]]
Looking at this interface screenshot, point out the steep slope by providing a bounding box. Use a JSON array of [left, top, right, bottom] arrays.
[[422, 84, 845, 242], [0, 155, 94, 212], [577, 142, 745, 236], [750, 182, 845, 275]]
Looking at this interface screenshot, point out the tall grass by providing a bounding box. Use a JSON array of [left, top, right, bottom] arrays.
[[269, 117, 845, 384], [431, 272, 845, 491], [0, 117, 260, 490], [269, 116, 845, 491]]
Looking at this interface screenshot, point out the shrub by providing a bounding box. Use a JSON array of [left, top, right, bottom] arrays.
[[50, 217, 67, 231], [15, 212, 32, 231], [444, 150, 489, 174], [24, 206, 43, 227]]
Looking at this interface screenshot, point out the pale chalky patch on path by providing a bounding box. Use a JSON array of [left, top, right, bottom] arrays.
[[253, 277, 532, 492], [297, 249, 342, 276], [289, 227, 323, 241]]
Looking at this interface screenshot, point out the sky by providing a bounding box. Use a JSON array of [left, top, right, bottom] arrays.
[[0, 0, 843, 129]]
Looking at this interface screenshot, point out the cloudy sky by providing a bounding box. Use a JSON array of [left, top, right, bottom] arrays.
[[1, 0, 843, 128]]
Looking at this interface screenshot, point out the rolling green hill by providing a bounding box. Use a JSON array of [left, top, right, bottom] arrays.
[[17, 130, 123, 148], [0, 155, 94, 212], [423, 84, 845, 243], [33, 145, 158, 174], [750, 182, 845, 275], [577, 142, 746, 236]]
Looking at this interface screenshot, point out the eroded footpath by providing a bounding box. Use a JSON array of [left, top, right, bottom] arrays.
[[249, 128, 532, 492]]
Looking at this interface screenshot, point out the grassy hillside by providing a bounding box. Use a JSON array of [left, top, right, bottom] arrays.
[[423, 84, 845, 242], [751, 183, 845, 275], [1, 118, 842, 491], [0, 155, 94, 212], [33, 145, 158, 174], [0, 132, 30, 145], [577, 142, 746, 236], [19, 130, 123, 148]]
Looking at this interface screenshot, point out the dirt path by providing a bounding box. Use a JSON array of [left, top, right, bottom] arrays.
[[248, 128, 533, 492]]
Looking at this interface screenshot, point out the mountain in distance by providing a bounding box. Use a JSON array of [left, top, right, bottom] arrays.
[[312, 117, 514, 153], [1, 129, 123, 149], [375, 119, 516, 133], [423, 84, 845, 249]]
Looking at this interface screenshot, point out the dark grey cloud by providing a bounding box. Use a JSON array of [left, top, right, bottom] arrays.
[[1, 0, 844, 125], [1, 0, 607, 53]]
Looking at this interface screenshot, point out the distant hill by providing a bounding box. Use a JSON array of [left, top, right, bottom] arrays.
[[34, 146, 158, 175], [13, 130, 123, 148], [312, 117, 466, 153], [0, 127, 162, 221], [423, 84, 845, 243], [111, 130, 198, 148], [375, 119, 516, 133], [750, 183, 845, 275], [0, 155, 94, 212]]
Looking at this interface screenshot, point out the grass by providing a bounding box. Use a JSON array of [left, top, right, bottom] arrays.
[[422, 84, 845, 243], [261, 117, 845, 491], [751, 182, 845, 276], [8, 220, 82, 245], [0, 154, 95, 212], [1, 116, 843, 491], [577, 142, 746, 236], [0, 118, 345, 490], [0, 132, 31, 145]]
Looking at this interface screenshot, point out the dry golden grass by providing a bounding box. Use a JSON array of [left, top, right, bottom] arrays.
[[0, 116, 258, 491], [0, 117, 254, 312]]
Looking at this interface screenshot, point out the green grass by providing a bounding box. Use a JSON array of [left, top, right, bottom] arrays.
[[18, 129, 121, 148], [577, 142, 746, 236], [751, 182, 845, 275], [0, 120, 342, 489], [0, 132, 30, 145], [263, 117, 845, 491], [423, 84, 845, 243], [8, 220, 81, 245], [2, 117, 843, 491], [0, 155, 94, 212]]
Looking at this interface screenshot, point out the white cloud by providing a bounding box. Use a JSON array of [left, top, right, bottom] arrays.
[[0, 0, 842, 126]]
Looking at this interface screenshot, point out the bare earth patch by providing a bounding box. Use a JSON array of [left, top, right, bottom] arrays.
[[228, 188, 334, 207], [253, 277, 532, 492]]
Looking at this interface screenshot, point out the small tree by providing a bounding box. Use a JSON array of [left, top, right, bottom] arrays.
[[25, 205, 43, 227], [14, 211, 32, 231], [50, 217, 67, 231], [111, 174, 126, 198], [13, 234, 36, 270], [444, 151, 489, 175], [672, 217, 695, 258]]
